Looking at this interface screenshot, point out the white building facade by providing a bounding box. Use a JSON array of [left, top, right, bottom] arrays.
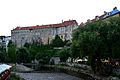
[[0, 36, 11, 52], [11, 20, 78, 47]]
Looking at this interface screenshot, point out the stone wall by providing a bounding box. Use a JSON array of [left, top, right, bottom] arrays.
[[11, 23, 78, 47], [31, 65, 104, 80]]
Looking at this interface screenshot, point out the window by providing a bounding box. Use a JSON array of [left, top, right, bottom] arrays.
[[108, 12, 111, 16], [56, 28, 61, 34]]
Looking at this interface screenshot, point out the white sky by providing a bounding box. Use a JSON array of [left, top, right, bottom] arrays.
[[0, 0, 120, 36]]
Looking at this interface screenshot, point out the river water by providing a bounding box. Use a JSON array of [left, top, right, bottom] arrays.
[[16, 72, 83, 80]]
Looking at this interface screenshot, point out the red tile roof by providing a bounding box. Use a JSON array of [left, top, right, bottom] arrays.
[[12, 20, 77, 31], [79, 14, 105, 26], [99, 14, 105, 19]]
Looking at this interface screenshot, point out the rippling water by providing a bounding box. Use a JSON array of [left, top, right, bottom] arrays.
[[16, 72, 83, 80]]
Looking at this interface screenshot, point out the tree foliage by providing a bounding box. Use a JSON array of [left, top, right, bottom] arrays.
[[16, 47, 31, 63], [71, 17, 120, 73], [0, 50, 5, 62], [3, 34, 69, 64], [5, 40, 17, 63], [52, 35, 64, 47], [57, 48, 70, 62]]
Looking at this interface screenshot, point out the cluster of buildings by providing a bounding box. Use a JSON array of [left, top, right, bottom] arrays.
[[80, 7, 120, 26], [0, 36, 11, 52], [0, 7, 118, 48]]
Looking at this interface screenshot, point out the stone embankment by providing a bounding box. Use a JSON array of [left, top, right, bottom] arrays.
[[13, 64, 34, 72], [41, 65, 119, 80], [13, 64, 83, 80], [13, 64, 119, 80]]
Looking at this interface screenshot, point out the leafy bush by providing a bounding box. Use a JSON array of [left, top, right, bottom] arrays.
[[10, 73, 20, 80], [57, 48, 70, 62]]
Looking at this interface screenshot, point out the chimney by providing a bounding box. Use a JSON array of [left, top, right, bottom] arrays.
[[104, 11, 107, 14], [95, 16, 99, 21], [62, 20, 64, 23], [80, 22, 84, 26], [87, 19, 91, 22], [95, 16, 99, 18], [113, 7, 117, 10]]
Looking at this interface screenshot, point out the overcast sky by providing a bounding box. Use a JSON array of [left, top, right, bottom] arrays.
[[0, 0, 120, 36]]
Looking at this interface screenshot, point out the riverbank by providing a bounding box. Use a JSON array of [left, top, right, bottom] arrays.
[[12, 64, 119, 80], [36, 64, 119, 80], [12, 64, 83, 80], [40, 65, 102, 80]]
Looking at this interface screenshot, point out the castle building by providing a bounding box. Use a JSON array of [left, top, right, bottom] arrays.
[[11, 20, 78, 47]]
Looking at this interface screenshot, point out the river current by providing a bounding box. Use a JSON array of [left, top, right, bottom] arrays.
[[16, 72, 83, 80]]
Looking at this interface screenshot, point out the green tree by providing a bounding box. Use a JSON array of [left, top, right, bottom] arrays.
[[8, 40, 13, 47], [35, 45, 56, 64], [71, 17, 120, 74], [0, 50, 5, 62], [52, 35, 64, 47], [16, 47, 31, 63], [57, 48, 70, 62], [5, 41, 16, 63], [24, 43, 31, 48], [7, 45, 16, 63]]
